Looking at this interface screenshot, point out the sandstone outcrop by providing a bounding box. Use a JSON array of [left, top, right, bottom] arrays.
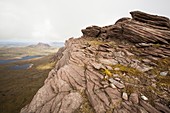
[[21, 11, 170, 113]]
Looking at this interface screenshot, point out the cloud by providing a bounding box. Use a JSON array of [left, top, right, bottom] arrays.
[[32, 19, 60, 42], [0, 0, 170, 42]]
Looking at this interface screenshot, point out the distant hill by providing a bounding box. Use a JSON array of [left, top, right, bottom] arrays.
[[0, 42, 32, 47], [28, 42, 51, 48]]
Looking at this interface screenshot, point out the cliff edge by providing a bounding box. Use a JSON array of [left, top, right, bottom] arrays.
[[21, 11, 170, 113]]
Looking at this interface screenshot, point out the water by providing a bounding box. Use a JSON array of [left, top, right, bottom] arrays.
[[21, 55, 42, 60], [0, 59, 17, 64], [10, 64, 33, 70], [0, 55, 42, 64]]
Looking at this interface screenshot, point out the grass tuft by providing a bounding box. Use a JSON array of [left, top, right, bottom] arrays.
[[36, 62, 55, 70]]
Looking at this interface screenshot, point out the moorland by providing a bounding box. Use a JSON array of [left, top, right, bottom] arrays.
[[0, 43, 59, 113]]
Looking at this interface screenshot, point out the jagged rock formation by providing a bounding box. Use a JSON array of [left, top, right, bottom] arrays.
[[21, 11, 170, 113]]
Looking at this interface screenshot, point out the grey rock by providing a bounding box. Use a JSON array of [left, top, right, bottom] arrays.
[[111, 79, 125, 89], [109, 78, 114, 83], [115, 77, 121, 81], [110, 83, 116, 89], [122, 92, 128, 100], [114, 67, 120, 71], [141, 95, 148, 101], [136, 43, 153, 47], [160, 71, 168, 76]]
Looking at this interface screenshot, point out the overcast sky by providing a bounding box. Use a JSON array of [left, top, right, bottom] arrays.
[[0, 0, 170, 42]]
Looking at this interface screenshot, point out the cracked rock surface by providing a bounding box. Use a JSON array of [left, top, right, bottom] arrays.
[[21, 11, 170, 113]]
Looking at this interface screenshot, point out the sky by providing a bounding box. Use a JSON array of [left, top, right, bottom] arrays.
[[0, 0, 170, 42]]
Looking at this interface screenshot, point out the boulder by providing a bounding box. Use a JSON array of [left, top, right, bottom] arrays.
[[81, 26, 101, 37], [122, 92, 128, 100]]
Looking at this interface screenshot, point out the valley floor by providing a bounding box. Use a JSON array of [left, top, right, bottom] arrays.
[[0, 47, 57, 113]]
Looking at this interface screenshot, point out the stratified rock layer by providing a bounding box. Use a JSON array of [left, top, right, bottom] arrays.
[[21, 11, 170, 113]]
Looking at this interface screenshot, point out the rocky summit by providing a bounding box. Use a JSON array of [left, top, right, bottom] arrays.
[[21, 11, 170, 113]]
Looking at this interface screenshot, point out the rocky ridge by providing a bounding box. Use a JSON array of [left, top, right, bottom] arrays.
[[21, 11, 170, 113]]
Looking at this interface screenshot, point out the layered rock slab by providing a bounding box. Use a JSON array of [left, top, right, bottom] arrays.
[[21, 11, 170, 113]]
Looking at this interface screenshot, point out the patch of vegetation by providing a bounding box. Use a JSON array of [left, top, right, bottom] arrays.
[[0, 54, 56, 113], [86, 38, 116, 47], [0, 46, 58, 60], [36, 62, 56, 70], [155, 58, 170, 71], [142, 85, 159, 105], [111, 64, 143, 76], [143, 57, 170, 105], [150, 58, 170, 85], [102, 69, 112, 77], [88, 40, 104, 45], [152, 43, 161, 48], [123, 85, 138, 95], [157, 76, 170, 86]]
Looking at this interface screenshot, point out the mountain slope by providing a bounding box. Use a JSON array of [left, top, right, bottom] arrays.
[[21, 11, 170, 113]]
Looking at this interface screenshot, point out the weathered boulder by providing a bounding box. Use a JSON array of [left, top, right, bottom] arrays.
[[81, 26, 101, 37]]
